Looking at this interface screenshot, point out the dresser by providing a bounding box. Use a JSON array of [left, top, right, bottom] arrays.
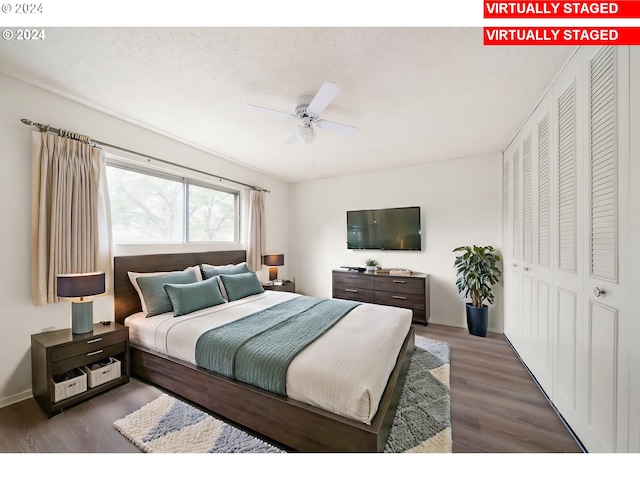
[[332, 270, 430, 324]]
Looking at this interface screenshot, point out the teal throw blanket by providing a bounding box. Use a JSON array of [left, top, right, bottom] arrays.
[[195, 297, 360, 395]]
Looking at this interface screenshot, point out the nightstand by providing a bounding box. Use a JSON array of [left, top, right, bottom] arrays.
[[31, 322, 130, 417], [262, 280, 295, 293]]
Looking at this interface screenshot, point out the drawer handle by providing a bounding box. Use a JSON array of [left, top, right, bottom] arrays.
[[345, 288, 358, 293], [392, 280, 407, 284], [392, 295, 407, 300], [87, 338, 102, 344], [87, 349, 104, 357]]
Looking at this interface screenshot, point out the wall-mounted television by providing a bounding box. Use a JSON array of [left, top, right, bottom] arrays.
[[347, 206, 422, 251]]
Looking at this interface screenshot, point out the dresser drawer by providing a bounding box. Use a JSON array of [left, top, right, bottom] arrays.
[[374, 290, 425, 312], [332, 271, 375, 289], [374, 276, 424, 295], [51, 329, 127, 362], [333, 286, 375, 303]]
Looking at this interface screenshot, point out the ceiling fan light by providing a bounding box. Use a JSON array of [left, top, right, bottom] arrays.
[[297, 125, 315, 144]]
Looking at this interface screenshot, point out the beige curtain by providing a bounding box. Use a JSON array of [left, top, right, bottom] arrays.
[[246, 189, 266, 272], [31, 131, 112, 306]]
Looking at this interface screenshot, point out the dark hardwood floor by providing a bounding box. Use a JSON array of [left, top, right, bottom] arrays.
[[0, 324, 582, 453], [414, 323, 583, 453]]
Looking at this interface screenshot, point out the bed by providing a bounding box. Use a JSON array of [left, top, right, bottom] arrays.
[[114, 250, 415, 452]]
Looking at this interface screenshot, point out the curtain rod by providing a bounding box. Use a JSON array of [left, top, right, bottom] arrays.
[[20, 118, 270, 193]]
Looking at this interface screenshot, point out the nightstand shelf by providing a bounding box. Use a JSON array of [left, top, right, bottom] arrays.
[[31, 322, 130, 417]]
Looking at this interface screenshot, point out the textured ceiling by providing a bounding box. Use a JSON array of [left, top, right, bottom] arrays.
[[0, 28, 575, 183]]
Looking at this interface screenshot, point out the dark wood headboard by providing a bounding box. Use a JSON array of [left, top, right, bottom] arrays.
[[113, 250, 246, 324]]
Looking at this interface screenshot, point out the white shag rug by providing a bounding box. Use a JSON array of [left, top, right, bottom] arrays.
[[114, 335, 451, 453]]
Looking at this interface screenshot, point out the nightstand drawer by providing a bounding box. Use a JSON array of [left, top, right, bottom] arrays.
[[50, 342, 127, 376], [51, 329, 127, 362]]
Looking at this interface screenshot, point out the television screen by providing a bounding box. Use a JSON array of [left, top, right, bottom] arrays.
[[347, 206, 421, 251]]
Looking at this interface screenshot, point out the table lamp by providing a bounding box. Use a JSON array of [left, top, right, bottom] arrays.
[[263, 254, 284, 282], [57, 272, 106, 334]]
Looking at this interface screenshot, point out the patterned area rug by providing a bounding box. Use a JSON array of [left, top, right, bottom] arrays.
[[114, 335, 451, 453]]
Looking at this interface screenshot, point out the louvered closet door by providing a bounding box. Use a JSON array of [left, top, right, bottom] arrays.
[[580, 46, 630, 453], [530, 90, 555, 394], [503, 141, 523, 347], [503, 91, 555, 396], [510, 124, 536, 365], [502, 149, 515, 339], [551, 50, 585, 431], [519, 132, 535, 362]]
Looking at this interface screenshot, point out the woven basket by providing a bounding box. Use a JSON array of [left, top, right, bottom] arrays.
[[82, 357, 121, 388], [52, 368, 87, 402]]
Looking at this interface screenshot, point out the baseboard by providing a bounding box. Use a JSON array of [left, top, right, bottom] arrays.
[[503, 334, 588, 453], [0, 389, 32, 409]]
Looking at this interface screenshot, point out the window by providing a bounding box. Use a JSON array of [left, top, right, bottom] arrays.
[[187, 182, 237, 242], [106, 163, 239, 244]]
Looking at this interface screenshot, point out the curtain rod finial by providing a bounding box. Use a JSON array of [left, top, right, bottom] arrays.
[[21, 119, 33, 126]]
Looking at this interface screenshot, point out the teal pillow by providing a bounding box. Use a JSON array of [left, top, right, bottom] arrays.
[[164, 276, 225, 317], [136, 269, 198, 317], [202, 262, 250, 280], [219, 272, 264, 302]]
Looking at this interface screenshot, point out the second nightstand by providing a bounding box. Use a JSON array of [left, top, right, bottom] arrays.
[[262, 280, 295, 293]]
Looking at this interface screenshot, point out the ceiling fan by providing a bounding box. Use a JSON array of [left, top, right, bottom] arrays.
[[246, 81, 359, 145]]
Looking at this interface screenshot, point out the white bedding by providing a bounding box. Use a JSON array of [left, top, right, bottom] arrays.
[[125, 290, 412, 424]]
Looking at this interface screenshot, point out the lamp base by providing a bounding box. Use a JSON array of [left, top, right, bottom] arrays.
[[268, 267, 278, 281], [72, 300, 94, 334]]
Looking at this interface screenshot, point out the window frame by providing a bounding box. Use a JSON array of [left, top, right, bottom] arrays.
[[106, 155, 241, 246]]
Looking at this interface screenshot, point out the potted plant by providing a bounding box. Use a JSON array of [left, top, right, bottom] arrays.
[[453, 245, 502, 337], [365, 258, 379, 272]]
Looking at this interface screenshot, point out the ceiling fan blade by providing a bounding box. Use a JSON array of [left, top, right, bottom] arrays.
[[307, 82, 341, 117], [246, 104, 296, 121], [315, 119, 359, 136], [285, 129, 300, 145]]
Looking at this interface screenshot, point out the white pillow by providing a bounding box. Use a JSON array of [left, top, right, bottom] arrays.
[[200, 263, 232, 270], [128, 266, 202, 313]]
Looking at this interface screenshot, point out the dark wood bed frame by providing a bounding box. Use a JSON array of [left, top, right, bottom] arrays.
[[113, 250, 415, 452]]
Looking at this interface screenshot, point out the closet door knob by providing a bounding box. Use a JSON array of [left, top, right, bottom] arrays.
[[594, 287, 605, 297], [523, 266, 529, 271]]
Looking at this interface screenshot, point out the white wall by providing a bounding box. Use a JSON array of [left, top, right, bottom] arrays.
[[0, 73, 289, 407], [288, 153, 503, 332]]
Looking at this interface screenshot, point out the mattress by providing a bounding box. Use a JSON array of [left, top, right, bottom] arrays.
[[126, 290, 412, 424]]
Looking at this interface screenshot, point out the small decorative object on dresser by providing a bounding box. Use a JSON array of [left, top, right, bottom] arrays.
[[31, 322, 130, 417], [332, 269, 430, 324], [364, 259, 379, 272]]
